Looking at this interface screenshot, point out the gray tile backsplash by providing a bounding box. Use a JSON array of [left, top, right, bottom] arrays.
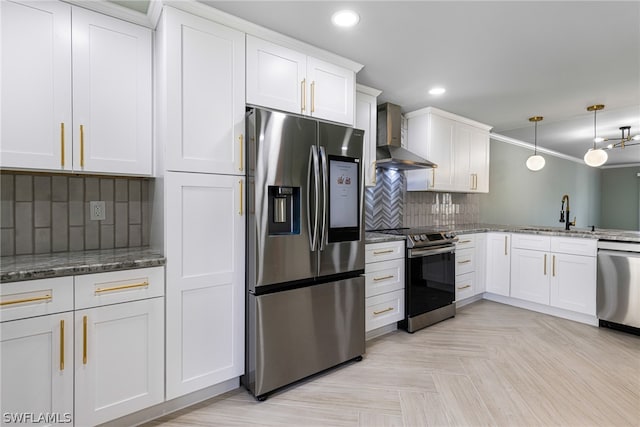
[[0, 172, 151, 255], [365, 169, 480, 230]]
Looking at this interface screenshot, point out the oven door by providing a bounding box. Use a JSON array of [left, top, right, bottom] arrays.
[[406, 246, 456, 317]]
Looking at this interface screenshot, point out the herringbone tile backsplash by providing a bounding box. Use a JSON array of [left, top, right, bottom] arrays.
[[365, 169, 480, 230]]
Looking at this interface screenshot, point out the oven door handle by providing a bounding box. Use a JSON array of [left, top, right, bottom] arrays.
[[408, 246, 455, 258]]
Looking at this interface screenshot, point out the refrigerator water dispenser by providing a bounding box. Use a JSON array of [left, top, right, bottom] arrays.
[[268, 186, 300, 235]]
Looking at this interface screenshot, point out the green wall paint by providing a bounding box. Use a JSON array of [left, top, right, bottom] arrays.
[[479, 139, 601, 228], [600, 166, 640, 231]]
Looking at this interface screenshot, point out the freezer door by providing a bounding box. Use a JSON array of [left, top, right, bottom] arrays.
[[245, 276, 365, 398], [317, 122, 366, 276], [248, 108, 319, 290]]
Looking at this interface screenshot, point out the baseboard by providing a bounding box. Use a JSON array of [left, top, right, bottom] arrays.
[[483, 293, 598, 326], [456, 293, 483, 308], [99, 377, 240, 427], [366, 323, 398, 340]]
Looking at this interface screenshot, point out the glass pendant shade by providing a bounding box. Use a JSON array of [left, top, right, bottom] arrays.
[[583, 148, 608, 167], [526, 154, 546, 171]]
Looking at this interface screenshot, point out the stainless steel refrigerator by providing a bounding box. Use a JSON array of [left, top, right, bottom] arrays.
[[243, 107, 365, 400]]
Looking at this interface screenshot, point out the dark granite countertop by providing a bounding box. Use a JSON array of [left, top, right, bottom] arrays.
[[365, 224, 640, 244], [1, 247, 165, 283]]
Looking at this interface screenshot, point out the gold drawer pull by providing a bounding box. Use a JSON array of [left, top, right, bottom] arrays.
[[458, 260, 471, 264], [60, 122, 65, 167], [238, 134, 244, 172], [95, 281, 149, 294], [0, 294, 52, 306], [83, 315, 88, 364], [457, 285, 471, 290], [458, 240, 471, 244], [544, 254, 547, 275], [373, 249, 394, 255], [552, 255, 556, 277], [373, 307, 394, 315], [373, 275, 394, 282], [80, 124, 85, 168]]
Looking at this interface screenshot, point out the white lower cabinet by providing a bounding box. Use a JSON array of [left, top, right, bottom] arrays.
[[1, 312, 74, 427], [364, 241, 405, 334], [510, 234, 596, 316], [0, 268, 165, 427], [165, 172, 245, 399], [74, 298, 164, 426], [485, 233, 511, 296]]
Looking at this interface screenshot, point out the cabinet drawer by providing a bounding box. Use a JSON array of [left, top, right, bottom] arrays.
[[365, 259, 404, 297], [1, 277, 74, 322], [75, 267, 164, 309], [365, 241, 404, 263], [455, 272, 475, 301], [551, 237, 596, 257], [455, 248, 475, 275], [511, 233, 551, 251], [365, 289, 404, 332], [456, 234, 476, 250]]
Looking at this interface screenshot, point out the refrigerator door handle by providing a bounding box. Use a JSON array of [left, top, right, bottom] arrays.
[[307, 145, 319, 251], [319, 146, 328, 251]]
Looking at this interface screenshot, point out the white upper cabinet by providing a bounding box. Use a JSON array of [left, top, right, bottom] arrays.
[[246, 35, 355, 126], [160, 7, 245, 175], [1, 0, 72, 171], [356, 84, 382, 187], [0, 1, 152, 175], [406, 107, 491, 193], [72, 7, 152, 175]]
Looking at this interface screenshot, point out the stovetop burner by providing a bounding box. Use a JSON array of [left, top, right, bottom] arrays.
[[369, 227, 458, 249]]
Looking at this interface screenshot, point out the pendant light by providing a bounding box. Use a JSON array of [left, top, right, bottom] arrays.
[[526, 116, 545, 171], [584, 104, 608, 167]]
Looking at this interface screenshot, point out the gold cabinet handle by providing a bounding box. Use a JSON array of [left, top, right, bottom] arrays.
[[301, 79, 306, 112], [60, 122, 65, 167], [373, 249, 394, 255], [457, 284, 471, 290], [311, 81, 315, 113], [458, 240, 471, 244], [373, 275, 394, 282], [504, 236, 508, 255], [83, 315, 88, 365], [373, 307, 394, 315], [544, 254, 547, 275], [0, 294, 52, 306], [238, 134, 244, 172], [552, 255, 556, 277], [458, 260, 471, 264], [95, 281, 149, 294], [80, 124, 85, 168], [475, 174, 478, 190], [60, 319, 65, 371], [371, 161, 377, 185], [239, 180, 243, 216], [430, 168, 436, 188]]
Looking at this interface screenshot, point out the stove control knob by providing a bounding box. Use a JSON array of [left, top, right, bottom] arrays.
[[413, 234, 422, 241], [420, 234, 428, 240]]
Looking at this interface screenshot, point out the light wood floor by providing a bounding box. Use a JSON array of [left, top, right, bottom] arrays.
[[144, 300, 640, 427]]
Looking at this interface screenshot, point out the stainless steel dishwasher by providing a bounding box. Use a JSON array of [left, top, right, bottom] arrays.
[[597, 240, 640, 334]]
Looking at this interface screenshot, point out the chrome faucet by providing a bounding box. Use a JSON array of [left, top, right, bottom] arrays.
[[559, 194, 576, 230]]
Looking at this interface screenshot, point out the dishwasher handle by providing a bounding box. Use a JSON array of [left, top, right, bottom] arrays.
[[598, 249, 640, 259]]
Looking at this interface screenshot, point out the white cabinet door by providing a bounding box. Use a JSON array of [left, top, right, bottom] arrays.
[[550, 253, 596, 315], [453, 123, 472, 191], [74, 298, 164, 426], [246, 35, 306, 115], [1, 312, 74, 427], [475, 233, 487, 294], [0, 0, 72, 171], [510, 248, 550, 305], [72, 7, 152, 175], [356, 85, 381, 187], [163, 8, 245, 175], [486, 233, 511, 296], [307, 57, 354, 125], [165, 172, 245, 399], [469, 127, 490, 193]]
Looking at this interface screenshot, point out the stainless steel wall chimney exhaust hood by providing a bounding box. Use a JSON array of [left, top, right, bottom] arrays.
[[376, 103, 437, 170]]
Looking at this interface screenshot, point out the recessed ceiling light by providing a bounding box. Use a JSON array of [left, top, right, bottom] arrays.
[[429, 87, 446, 95], [331, 10, 360, 27]]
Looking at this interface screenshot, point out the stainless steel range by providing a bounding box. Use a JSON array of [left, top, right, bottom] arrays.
[[373, 228, 458, 332]]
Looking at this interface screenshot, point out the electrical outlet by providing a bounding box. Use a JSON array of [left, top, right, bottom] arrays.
[[90, 201, 106, 221]]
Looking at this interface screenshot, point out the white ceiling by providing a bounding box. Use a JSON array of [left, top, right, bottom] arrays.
[[203, 0, 640, 166]]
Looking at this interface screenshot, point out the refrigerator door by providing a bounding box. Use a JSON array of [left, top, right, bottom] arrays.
[[248, 108, 319, 290], [245, 276, 365, 399], [317, 122, 366, 277]]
